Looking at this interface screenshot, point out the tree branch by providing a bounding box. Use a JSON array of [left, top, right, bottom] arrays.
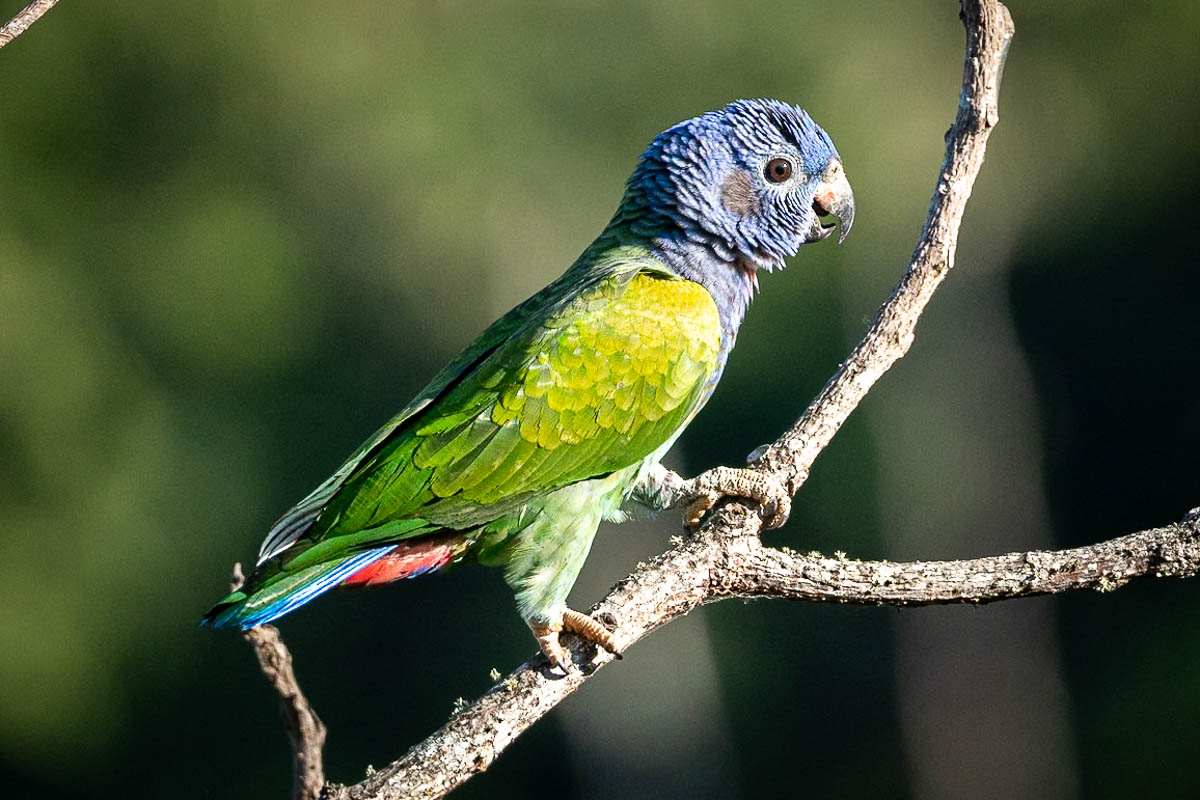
[[230, 564, 328, 800], [715, 510, 1200, 605], [326, 509, 1199, 800], [227, 1, 1195, 797], [749, 0, 1014, 497], [0, 0, 60, 49]]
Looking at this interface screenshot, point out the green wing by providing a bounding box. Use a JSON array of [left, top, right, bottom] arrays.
[[260, 247, 722, 569], [254, 273, 563, 563]]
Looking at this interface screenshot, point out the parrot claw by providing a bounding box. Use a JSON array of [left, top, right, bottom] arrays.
[[531, 620, 573, 673], [683, 466, 792, 530], [530, 609, 622, 673]]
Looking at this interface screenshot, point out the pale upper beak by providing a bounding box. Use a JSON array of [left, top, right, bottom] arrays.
[[805, 159, 855, 245]]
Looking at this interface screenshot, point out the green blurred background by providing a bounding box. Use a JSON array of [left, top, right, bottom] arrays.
[[2, 1, 1197, 797]]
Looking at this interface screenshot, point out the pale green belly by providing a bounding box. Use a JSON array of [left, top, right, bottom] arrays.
[[471, 461, 643, 624]]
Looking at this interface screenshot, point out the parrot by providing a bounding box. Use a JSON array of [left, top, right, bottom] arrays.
[[203, 98, 854, 669]]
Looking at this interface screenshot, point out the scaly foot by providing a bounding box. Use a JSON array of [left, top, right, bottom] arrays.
[[529, 608, 621, 671], [683, 466, 791, 529], [529, 618, 569, 671]]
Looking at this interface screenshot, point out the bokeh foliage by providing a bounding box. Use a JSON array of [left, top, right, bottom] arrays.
[[1, 1, 1197, 797]]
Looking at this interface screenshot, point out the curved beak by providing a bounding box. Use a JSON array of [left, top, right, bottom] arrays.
[[805, 159, 855, 245]]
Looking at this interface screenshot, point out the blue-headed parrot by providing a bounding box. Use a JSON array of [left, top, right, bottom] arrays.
[[204, 99, 854, 669]]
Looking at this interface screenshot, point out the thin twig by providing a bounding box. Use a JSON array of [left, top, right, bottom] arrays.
[[0, 0, 60, 49], [231, 564, 327, 800]]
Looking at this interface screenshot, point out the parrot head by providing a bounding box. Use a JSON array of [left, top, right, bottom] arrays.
[[620, 99, 854, 281]]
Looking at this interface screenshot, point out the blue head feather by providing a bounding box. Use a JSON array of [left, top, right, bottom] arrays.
[[611, 99, 848, 342]]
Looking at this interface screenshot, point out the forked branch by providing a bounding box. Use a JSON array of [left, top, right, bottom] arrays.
[[326, 509, 1198, 800]]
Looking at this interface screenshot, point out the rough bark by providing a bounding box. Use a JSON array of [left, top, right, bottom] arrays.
[[325, 510, 1199, 800], [231, 565, 328, 800], [749, 0, 1015, 497], [0, 0, 60, 49]]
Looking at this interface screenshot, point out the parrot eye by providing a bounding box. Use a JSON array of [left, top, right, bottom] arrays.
[[764, 157, 793, 183]]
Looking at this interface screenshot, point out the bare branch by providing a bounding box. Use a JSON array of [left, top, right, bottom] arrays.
[[0, 0, 60, 49], [750, 0, 1015, 497], [231, 564, 327, 800], [328, 510, 1198, 800], [716, 512, 1200, 605]]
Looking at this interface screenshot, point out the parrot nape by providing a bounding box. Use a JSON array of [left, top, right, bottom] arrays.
[[203, 99, 853, 669]]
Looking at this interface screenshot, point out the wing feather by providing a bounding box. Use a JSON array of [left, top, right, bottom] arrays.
[[261, 248, 723, 568]]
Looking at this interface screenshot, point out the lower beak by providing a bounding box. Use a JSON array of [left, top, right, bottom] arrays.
[[805, 161, 855, 245]]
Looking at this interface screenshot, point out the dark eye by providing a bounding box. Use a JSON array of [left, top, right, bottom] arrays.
[[764, 157, 793, 183]]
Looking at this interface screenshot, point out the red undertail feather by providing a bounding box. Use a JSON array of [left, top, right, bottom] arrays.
[[339, 535, 464, 588]]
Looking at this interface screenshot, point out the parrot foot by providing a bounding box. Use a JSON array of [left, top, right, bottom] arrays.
[[530, 619, 571, 672], [530, 609, 622, 672], [683, 466, 791, 530], [562, 608, 622, 657]]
